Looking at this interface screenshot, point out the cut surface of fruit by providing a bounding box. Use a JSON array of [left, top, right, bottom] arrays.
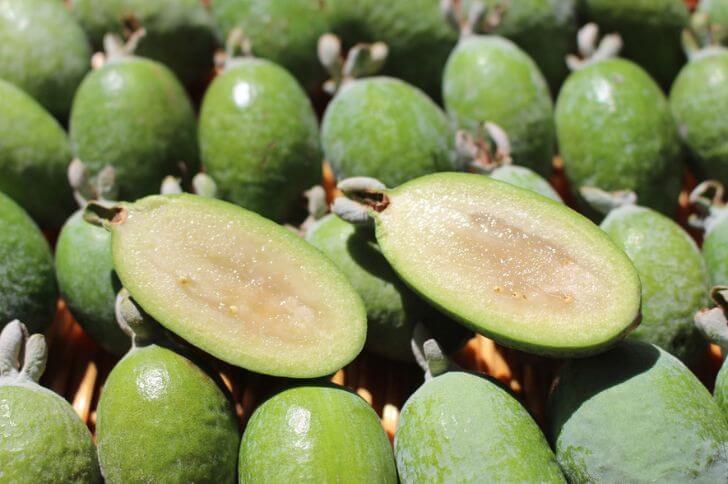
[[108, 194, 366, 377], [372, 173, 640, 355]]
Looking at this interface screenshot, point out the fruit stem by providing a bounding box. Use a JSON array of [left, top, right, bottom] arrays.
[[579, 186, 637, 215], [332, 177, 389, 225], [0, 320, 47, 383], [683, 12, 728, 61], [411, 324, 452, 379], [318, 34, 388, 95], [441, 0, 504, 39], [566, 23, 622, 71], [455, 122, 512, 173], [115, 289, 159, 348], [694, 286, 728, 354], [103, 28, 147, 63], [688, 180, 728, 235], [220, 27, 253, 70]]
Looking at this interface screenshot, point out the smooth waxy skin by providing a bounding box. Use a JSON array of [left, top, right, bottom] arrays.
[[703, 217, 728, 286], [109, 194, 366, 377], [395, 372, 565, 483], [549, 341, 728, 482], [556, 59, 682, 216], [199, 59, 322, 222], [670, 49, 728, 185], [0, 0, 90, 119], [70, 57, 198, 202], [239, 385, 396, 483], [578, 0, 689, 88], [443, 36, 555, 175], [490, 165, 563, 202], [96, 344, 239, 483], [55, 211, 128, 355], [322, 77, 454, 187], [0, 192, 56, 334], [0, 80, 75, 228], [211, 0, 328, 91]]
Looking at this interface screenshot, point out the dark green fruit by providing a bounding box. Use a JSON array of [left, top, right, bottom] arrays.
[[556, 58, 682, 216], [199, 58, 322, 223], [443, 36, 555, 176], [0, 79, 75, 228], [704, 218, 728, 286], [0, 0, 90, 119], [239, 384, 396, 482], [322, 77, 454, 187], [0, 192, 56, 334], [690, 182, 728, 287], [211, 0, 328, 91], [549, 340, 728, 481], [490, 165, 562, 202], [578, 0, 689, 88], [0, 321, 101, 483], [101, 194, 366, 377], [70, 56, 198, 202]]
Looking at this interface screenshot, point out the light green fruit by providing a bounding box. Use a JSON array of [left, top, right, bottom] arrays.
[[490, 165, 562, 202], [704, 216, 728, 286], [699, 0, 728, 45], [239, 384, 397, 483]]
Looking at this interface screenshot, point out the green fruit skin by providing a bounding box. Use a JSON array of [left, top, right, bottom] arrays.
[[239, 384, 397, 483], [490, 165, 563, 202], [601, 205, 710, 364], [699, 0, 728, 45], [0, 192, 56, 334], [703, 217, 728, 286], [716, 360, 728, 417], [0, 383, 101, 483], [578, 0, 689, 89], [55, 211, 129, 355], [556, 58, 683, 216], [70, 0, 217, 88], [70, 57, 199, 202], [96, 344, 240, 483], [443, 36, 556, 176], [670, 49, 728, 185], [199, 58, 322, 223], [211, 0, 328, 92], [0, 79, 75, 228], [306, 215, 471, 361], [395, 372, 565, 483], [549, 340, 728, 482], [322, 77, 454, 188], [0, 0, 90, 120]]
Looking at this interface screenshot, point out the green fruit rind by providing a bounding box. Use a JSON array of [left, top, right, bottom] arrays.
[[704, 218, 728, 286], [96, 344, 239, 483], [490, 165, 563, 202], [239, 384, 397, 483], [717, 361, 728, 416], [549, 341, 728, 482], [109, 194, 367, 378], [699, 0, 728, 45], [395, 372, 565, 483]]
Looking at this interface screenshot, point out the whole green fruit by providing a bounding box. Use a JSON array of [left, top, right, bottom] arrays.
[[490, 165, 562, 202], [704, 216, 728, 286], [322, 77, 454, 187], [199, 58, 322, 223], [443, 36, 555, 176], [0, 79, 75, 228], [549, 340, 728, 481], [556, 58, 682, 216], [239, 384, 397, 483], [0, 0, 90, 119], [70, 56, 198, 202]]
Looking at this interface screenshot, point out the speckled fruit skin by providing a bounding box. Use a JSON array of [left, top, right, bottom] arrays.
[[578, 0, 689, 89], [70, 0, 217, 88], [211, 0, 328, 92], [0, 80, 75, 228], [96, 344, 240, 483], [0, 383, 101, 483], [716, 361, 728, 417], [0, 0, 90, 120], [305, 214, 471, 361], [600, 205, 709, 364], [703, 217, 728, 286], [322, 77, 454, 187], [556, 58, 682, 216], [70, 57, 198, 202], [443, 36, 555, 176], [490, 165, 563, 202], [395, 372, 565, 483], [0, 192, 56, 334], [549, 340, 728, 482], [55, 211, 128, 355], [699, 0, 728, 44], [239, 384, 397, 483], [670, 49, 728, 185], [199, 58, 322, 223]]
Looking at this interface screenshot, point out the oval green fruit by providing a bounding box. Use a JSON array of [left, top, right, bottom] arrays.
[[548, 340, 728, 481], [556, 58, 682, 216], [70, 57, 198, 202], [106, 194, 366, 377], [239, 384, 396, 483], [490, 165, 562, 202], [704, 217, 728, 286], [322, 77, 454, 187], [199, 58, 322, 223]]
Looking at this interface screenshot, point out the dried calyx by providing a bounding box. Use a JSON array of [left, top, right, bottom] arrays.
[[115, 288, 160, 348], [566, 23, 623, 71], [217, 27, 253, 71], [161, 173, 218, 197], [0, 320, 47, 384], [411, 324, 453, 380], [694, 286, 728, 353], [682, 12, 727, 61], [93, 28, 147, 68], [68, 158, 117, 208], [689, 180, 727, 235], [441, 0, 504, 39], [579, 186, 638, 215], [332, 177, 389, 225], [455, 122, 512, 173], [318, 34, 388, 95]]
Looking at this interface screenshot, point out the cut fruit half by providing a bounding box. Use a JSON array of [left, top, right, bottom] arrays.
[[339, 173, 641, 356], [104, 194, 366, 378]]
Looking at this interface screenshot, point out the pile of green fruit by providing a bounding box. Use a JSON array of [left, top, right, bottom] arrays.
[[1, 0, 728, 481]]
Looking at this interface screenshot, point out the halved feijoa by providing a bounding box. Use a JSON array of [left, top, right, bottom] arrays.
[[337, 173, 641, 356], [104, 194, 366, 378]]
